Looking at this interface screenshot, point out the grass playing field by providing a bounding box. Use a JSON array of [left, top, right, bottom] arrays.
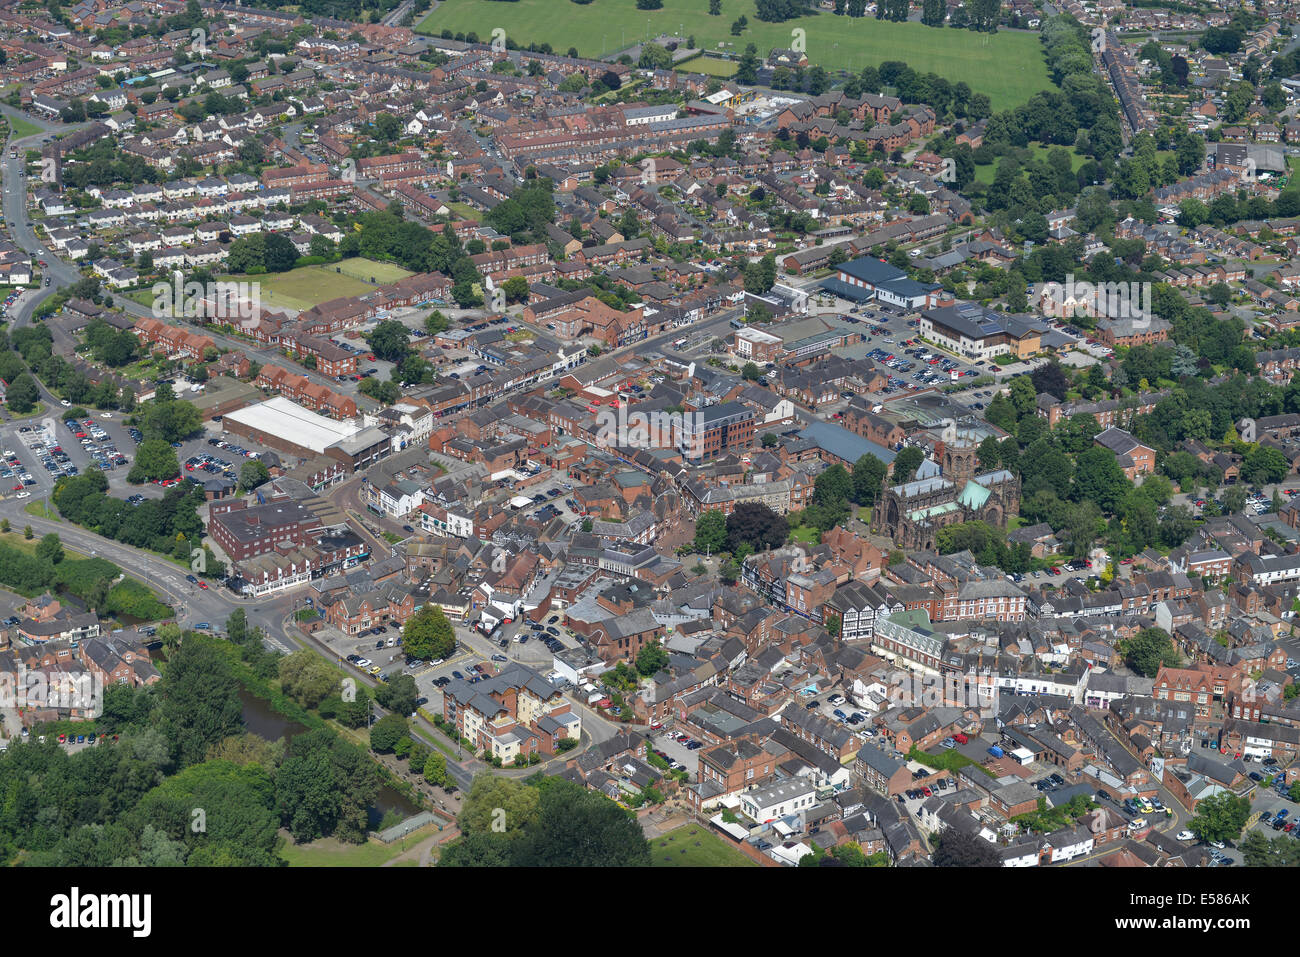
[[334, 257, 414, 285], [678, 54, 739, 77], [217, 258, 412, 311], [215, 267, 375, 312], [649, 824, 759, 867], [417, 0, 1053, 111]]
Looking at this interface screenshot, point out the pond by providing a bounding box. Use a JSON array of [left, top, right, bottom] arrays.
[[238, 688, 420, 827]]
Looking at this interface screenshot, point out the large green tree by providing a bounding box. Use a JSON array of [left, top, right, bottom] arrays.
[[401, 604, 456, 661], [693, 508, 727, 554], [1120, 626, 1178, 677], [851, 453, 888, 505], [157, 637, 245, 767], [365, 319, 412, 362], [1188, 792, 1251, 845], [128, 438, 180, 484]]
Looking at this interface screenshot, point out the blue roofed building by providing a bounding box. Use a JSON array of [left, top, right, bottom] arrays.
[[797, 420, 897, 468], [823, 256, 951, 310]]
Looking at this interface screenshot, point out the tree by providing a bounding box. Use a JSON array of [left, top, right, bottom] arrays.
[[1188, 792, 1251, 845], [276, 727, 379, 844], [814, 463, 852, 506], [369, 713, 408, 753], [278, 649, 340, 708], [893, 446, 924, 482], [693, 508, 727, 554], [851, 453, 888, 506], [1121, 626, 1178, 677], [1242, 446, 1290, 485], [501, 275, 530, 305], [5, 373, 38, 413], [735, 43, 760, 85], [423, 750, 450, 787], [365, 319, 412, 362], [424, 310, 449, 336], [134, 760, 281, 866], [35, 533, 63, 565], [139, 396, 203, 443], [635, 641, 668, 676], [1072, 446, 1129, 514], [1240, 830, 1300, 866], [511, 778, 650, 867], [238, 459, 270, 491], [1030, 361, 1070, 400], [933, 828, 1002, 866], [157, 637, 245, 767], [128, 439, 180, 484], [725, 501, 789, 552], [401, 604, 456, 661], [457, 775, 541, 838], [336, 682, 371, 729], [374, 673, 419, 716]]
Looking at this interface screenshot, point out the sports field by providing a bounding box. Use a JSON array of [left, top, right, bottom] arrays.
[[222, 267, 374, 311], [219, 258, 413, 311], [334, 257, 414, 284], [679, 54, 739, 77], [417, 0, 1053, 111]]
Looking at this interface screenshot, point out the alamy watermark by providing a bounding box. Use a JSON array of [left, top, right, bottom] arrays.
[[151, 272, 262, 326], [0, 665, 102, 712]]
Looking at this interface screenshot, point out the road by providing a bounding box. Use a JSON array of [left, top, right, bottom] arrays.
[[111, 293, 378, 404], [0, 114, 513, 789], [382, 0, 414, 25], [1, 107, 85, 332]]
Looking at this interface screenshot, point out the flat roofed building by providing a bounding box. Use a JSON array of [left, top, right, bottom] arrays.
[[223, 396, 359, 457]]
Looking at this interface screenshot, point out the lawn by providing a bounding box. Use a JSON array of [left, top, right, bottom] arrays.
[[418, 0, 1053, 112], [6, 115, 43, 141], [0, 525, 76, 554], [22, 499, 59, 522], [911, 744, 996, 777], [789, 524, 821, 544], [677, 55, 738, 77], [212, 258, 410, 312], [649, 824, 758, 867], [334, 257, 414, 285], [447, 201, 482, 222], [5, 402, 45, 421], [218, 265, 378, 312], [279, 822, 444, 866], [124, 289, 156, 310]]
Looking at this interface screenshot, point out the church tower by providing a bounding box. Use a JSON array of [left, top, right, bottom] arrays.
[[940, 435, 978, 487]]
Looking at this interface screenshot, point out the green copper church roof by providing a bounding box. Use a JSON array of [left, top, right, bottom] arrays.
[[957, 479, 991, 510]]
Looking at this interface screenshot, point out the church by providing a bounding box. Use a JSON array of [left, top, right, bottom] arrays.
[[870, 435, 1020, 551]]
